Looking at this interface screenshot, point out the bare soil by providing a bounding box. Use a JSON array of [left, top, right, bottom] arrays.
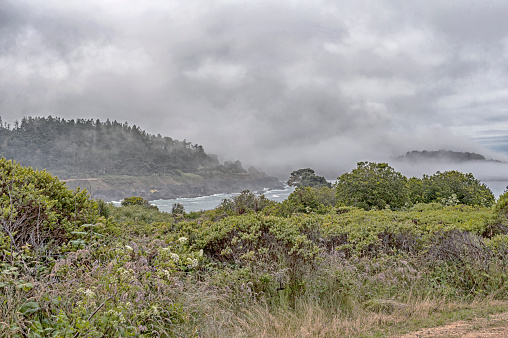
[[396, 312, 508, 337]]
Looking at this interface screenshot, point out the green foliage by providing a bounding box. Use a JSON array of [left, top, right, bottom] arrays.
[[276, 187, 332, 216], [172, 202, 185, 215], [0, 158, 98, 255], [484, 191, 508, 237], [217, 190, 275, 215], [335, 162, 409, 210], [120, 196, 158, 211], [287, 168, 331, 188], [196, 214, 322, 299], [412, 171, 494, 207], [336, 163, 493, 211], [2, 162, 508, 336], [314, 186, 337, 207]]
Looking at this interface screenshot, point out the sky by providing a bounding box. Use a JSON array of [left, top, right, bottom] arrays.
[[1, 0, 508, 178]]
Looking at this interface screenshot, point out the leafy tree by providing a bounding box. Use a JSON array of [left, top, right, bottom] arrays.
[[287, 168, 331, 188], [172, 203, 185, 215], [314, 186, 337, 207], [485, 190, 508, 237], [407, 177, 424, 204], [335, 162, 409, 210]]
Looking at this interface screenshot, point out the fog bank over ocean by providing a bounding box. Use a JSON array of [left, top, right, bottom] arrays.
[[393, 160, 508, 198], [393, 160, 508, 182]]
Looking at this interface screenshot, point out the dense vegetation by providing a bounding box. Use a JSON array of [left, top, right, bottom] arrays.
[[336, 162, 494, 210], [0, 116, 245, 178], [0, 158, 98, 256], [2, 160, 508, 336]]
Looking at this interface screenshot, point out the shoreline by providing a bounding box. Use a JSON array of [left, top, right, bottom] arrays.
[[62, 173, 285, 202]]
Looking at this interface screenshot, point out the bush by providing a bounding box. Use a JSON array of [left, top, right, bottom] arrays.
[[414, 171, 494, 207], [195, 214, 322, 300], [121, 196, 158, 210], [335, 162, 409, 210], [0, 158, 98, 254], [216, 190, 275, 216]]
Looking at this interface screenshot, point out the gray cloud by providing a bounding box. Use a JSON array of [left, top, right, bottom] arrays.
[[1, 0, 508, 179]]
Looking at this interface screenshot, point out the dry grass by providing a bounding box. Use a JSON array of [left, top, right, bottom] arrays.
[[189, 298, 508, 338]]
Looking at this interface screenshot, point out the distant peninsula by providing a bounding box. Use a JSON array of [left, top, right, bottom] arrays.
[[396, 150, 501, 163], [0, 116, 283, 201]]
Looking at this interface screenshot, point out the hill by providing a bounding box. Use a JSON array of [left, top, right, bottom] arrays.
[[396, 149, 501, 163], [0, 116, 282, 200]]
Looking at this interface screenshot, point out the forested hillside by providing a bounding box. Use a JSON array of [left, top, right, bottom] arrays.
[[0, 116, 239, 178], [0, 116, 283, 200]]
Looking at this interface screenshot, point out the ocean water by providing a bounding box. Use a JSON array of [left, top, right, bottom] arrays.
[[113, 180, 507, 213], [150, 185, 296, 213], [483, 180, 508, 199]]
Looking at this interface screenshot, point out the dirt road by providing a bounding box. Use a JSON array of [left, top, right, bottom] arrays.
[[397, 312, 508, 337]]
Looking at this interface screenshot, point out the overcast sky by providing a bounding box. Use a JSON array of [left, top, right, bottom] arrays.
[[1, 0, 508, 178]]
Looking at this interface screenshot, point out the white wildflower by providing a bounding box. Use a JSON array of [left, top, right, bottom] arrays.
[[178, 237, 188, 244], [187, 257, 198, 268], [198, 249, 203, 257], [83, 289, 95, 298], [151, 305, 160, 316], [170, 253, 179, 263]]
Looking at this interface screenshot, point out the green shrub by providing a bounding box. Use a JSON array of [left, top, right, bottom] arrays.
[[194, 214, 322, 300], [413, 171, 495, 207], [0, 158, 98, 255], [216, 190, 275, 216], [485, 191, 508, 237], [335, 162, 409, 210], [120, 196, 158, 210]]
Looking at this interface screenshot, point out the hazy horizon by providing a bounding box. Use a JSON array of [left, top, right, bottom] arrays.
[[2, 0, 508, 179]]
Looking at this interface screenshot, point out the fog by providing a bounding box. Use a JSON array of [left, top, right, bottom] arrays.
[[393, 160, 508, 182], [2, 0, 508, 179]]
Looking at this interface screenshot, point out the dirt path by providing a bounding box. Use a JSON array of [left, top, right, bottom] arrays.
[[397, 312, 508, 337]]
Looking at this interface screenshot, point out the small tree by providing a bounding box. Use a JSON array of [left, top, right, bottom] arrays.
[[217, 190, 274, 215], [287, 168, 331, 188], [172, 203, 185, 215], [121, 196, 158, 210]]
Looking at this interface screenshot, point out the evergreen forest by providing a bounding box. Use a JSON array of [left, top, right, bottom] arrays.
[[0, 116, 242, 179]]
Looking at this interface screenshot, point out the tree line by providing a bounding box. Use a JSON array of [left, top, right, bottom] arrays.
[[287, 162, 495, 211], [0, 116, 246, 179]]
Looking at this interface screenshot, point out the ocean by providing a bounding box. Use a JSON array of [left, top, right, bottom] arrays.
[[112, 180, 508, 213], [150, 185, 296, 213]]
